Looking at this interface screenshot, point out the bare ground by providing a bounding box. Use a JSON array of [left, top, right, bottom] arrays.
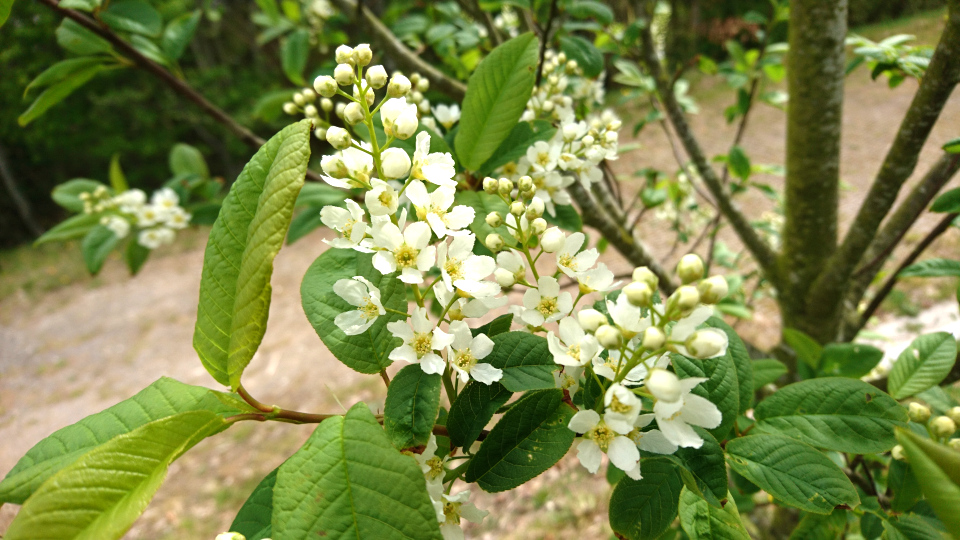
[[2, 13, 960, 538]]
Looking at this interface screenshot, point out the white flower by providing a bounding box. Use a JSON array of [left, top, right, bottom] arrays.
[[381, 148, 412, 180], [163, 207, 191, 229], [135, 204, 166, 227], [592, 347, 666, 384], [568, 409, 641, 480], [525, 140, 561, 173], [151, 187, 179, 210], [669, 306, 728, 359], [320, 199, 372, 252], [101, 216, 130, 238], [433, 104, 461, 129], [321, 146, 375, 188], [494, 249, 526, 287], [437, 235, 499, 298], [555, 365, 583, 396], [386, 307, 454, 374], [607, 293, 652, 338], [540, 227, 565, 252], [137, 226, 175, 249], [604, 383, 642, 434], [115, 188, 146, 213], [577, 262, 618, 293], [641, 370, 722, 449], [364, 179, 399, 216], [410, 132, 457, 187], [521, 276, 572, 326], [333, 276, 385, 335], [447, 321, 502, 384], [547, 317, 599, 367], [556, 232, 599, 278], [432, 281, 507, 320], [394, 107, 419, 140], [405, 180, 474, 238], [631, 416, 679, 455], [371, 220, 435, 283], [435, 490, 488, 540], [415, 434, 446, 500]]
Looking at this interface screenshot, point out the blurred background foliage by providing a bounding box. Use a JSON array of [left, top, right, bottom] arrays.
[[0, 0, 947, 248]]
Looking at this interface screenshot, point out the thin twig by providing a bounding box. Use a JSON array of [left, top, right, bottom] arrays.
[[534, 0, 559, 87]]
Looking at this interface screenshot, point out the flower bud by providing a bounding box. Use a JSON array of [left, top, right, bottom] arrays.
[[293, 92, 306, 106], [498, 178, 513, 195], [366, 65, 388, 88], [335, 102, 346, 118], [485, 233, 504, 252], [698, 276, 728, 304], [509, 201, 525, 217], [485, 212, 502, 228], [301, 88, 316, 102], [381, 148, 412, 179], [632, 266, 659, 291], [525, 197, 545, 220], [335, 45, 355, 65], [325, 126, 352, 150], [282, 102, 298, 115], [343, 102, 364, 125], [666, 285, 700, 318], [353, 43, 372, 66], [531, 217, 547, 235], [685, 330, 727, 359], [677, 253, 704, 284], [947, 406, 960, 425], [418, 98, 431, 115], [483, 177, 498, 194], [891, 445, 906, 461], [494, 268, 516, 287], [409, 72, 421, 85], [541, 227, 565, 253], [582, 134, 595, 147], [355, 83, 375, 106], [314, 75, 338, 97], [304, 104, 318, 118], [623, 281, 653, 307], [641, 326, 666, 350], [313, 127, 327, 140], [577, 308, 606, 333], [566, 59, 579, 74], [335, 63, 356, 86], [321, 98, 333, 112], [409, 91, 423, 104], [518, 175, 534, 193], [394, 109, 419, 140], [932, 416, 957, 437], [908, 402, 931, 423], [321, 155, 348, 178], [647, 368, 681, 403], [950, 438, 960, 452], [216, 533, 246, 540], [416, 77, 430, 92], [388, 74, 412, 97], [542, 100, 555, 112], [595, 324, 622, 349]]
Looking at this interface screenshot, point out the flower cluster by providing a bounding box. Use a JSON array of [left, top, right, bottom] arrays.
[[80, 185, 191, 249], [313, 43, 734, 535]]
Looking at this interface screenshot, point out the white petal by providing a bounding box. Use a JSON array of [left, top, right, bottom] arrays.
[[575, 439, 603, 473], [470, 363, 503, 384], [658, 417, 704, 449], [568, 409, 600, 433], [333, 279, 367, 306], [681, 394, 723, 429], [420, 353, 446, 374], [608, 436, 641, 473], [538, 276, 560, 297], [635, 429, 679, 455], [471, 334, 495, 359]]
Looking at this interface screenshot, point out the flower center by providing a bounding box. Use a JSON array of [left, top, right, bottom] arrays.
[[501, 162, 517, 176], [424, 456, 444, 481], [342, 218, 357, 239], [588, 422, 616, 452], [567, 344, 581, 361], [442, 500, 462, 524], [536, 152, 551, 167], [608, 395, 633, 414], [558, 253, 576, 271], [454, 349, 476, 371], [378, 190, 395, 208], [412, 332, 433, 358], [559, 373, 577, 390], [537, 296, 558, 318], [444, 258, 464, 282], [394, 244, 419, 268], [360, 297, 380, 320]]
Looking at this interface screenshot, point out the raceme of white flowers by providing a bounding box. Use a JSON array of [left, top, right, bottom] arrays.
[[80, 185, 192, 249], [302, 44, 731, 539]]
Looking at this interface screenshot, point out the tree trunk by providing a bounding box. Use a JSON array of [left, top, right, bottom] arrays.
[[778, 0, 848, 345]]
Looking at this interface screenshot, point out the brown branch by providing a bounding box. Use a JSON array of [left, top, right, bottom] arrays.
[[455, 0, 503, 47], [534, 0, 560, 87], [330, 0, 467, 101]]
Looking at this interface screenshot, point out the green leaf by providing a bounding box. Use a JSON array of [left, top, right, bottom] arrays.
[[672, 349, 739, 441], [286, 208, 324, 244], [455, 32, 539, 171], [300, 249, 406, 374], [464, 389, 575, 491], [818, 343, 884, 378], [446, 380, 512, 449], [899, 258, 960, 278], [704, 316, 753, 414], [4, 411, 224, 540], [109, 154, 129, 193], [475, 120, 556, 177], [0, 0, 13, 28], [725, 433, 859, 514], [295, 182, 348, 208], [124, 238, 151, 275], [942, 137, 960, 154], [169, 142, 209, 179], [281, 28, 310, 86], [384, 364, 442, 450], [273, 403, 443, 539], [881, 514, 950, 540], [161, 10, 201, 61], [253, 89, 297, 121], [888, 459, 922, 512], [471, 313, 514, 338], [754, 378, 907, 453], [544, 204, 584, 232], [931, 187, 960, 213], [55, 19, 113, 56], [485, 331, 558, 392], [567, 0, 614, 24], [679, 487, 750, 540], [727, 146, 751, 180], [453, 190, 517, 251], [130, 34, 171, 66], [81, 224, 120, 274], [896, 429, 960, 536], [752, 358, 787, 389], [887, 332, 958, 399], [34, 212, 101, 245], [789, 509, 847, 540], [100, 0, 163, 37], [783, 328, 824, 370], [675, 428, 728, 503], [18, 64, 104, 126], [0, 377, 239, 504], [230, 467, 278, 540], [23, 57, 106, 97], [559, 35, 604, 78], [609, 458, 685, 540], [51, 178, 108, 212], [193, 120, 311, 389]]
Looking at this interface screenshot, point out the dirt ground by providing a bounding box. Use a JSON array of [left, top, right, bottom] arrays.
[[2, 13, 960, 539]]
